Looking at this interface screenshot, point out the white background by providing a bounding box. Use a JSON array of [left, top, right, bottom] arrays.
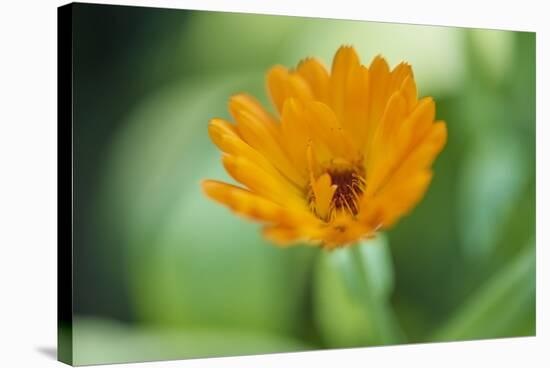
[[0, 0, 547, 366]]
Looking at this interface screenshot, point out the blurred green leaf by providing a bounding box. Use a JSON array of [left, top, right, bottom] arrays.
[[313, 236, 404, 347], [73, 317, 311, 366], [469, 29, 515, 85], [430, 243, 535, 341], [458, 133, 529, 259], [180, 12, 302, 74]]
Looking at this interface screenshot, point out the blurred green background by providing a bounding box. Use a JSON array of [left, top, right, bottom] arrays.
[[71, 3, 536, 365]]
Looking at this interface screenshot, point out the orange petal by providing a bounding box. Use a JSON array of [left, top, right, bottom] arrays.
[[367, 55, 391, 127], [389, 62, 413, 95], [262, 225, 304, 246], [400, 75, 418, 112], [266, 65, 313, 114], [341, 64, 370, 148], [280, 99, 359, 170], [390, 121, 447, 181], [359, 55, 392, 157], [262, 223, 323, 247], [207, 118, 239, 149], [202, 180, 307, 225], [326, 47, 371, 148], [319, 219, 375, 249], [222, 154, 305, 209], [396, 97, 436, 150], [307, 101, 360, 162], [208, 118, 290, 181], [367, 90, 408, 167], [279, 98, 311, 175], [329, 46, 361, 121], [231, 106, 306, 187], [365, 120, 446, 200], [297, 58, 330, 103], [229, 94, 279, 136], [310, 172, 337, 221], [375, 170, 433, 228]]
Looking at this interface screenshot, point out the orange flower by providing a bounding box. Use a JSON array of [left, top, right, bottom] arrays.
[[202, 46, 447, 248]]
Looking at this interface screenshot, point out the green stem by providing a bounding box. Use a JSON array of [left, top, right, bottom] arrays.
[[349, 244, 405, 345]]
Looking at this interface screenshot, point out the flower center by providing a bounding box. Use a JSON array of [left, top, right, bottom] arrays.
[[308, 159, 366, 221], [327, 167, 365, 216]]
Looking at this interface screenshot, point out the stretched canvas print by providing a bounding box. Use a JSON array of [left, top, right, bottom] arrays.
[[58, 2, 536, 366]]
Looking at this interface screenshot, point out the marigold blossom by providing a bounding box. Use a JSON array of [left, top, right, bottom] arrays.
[[202, 46, 447, 248]]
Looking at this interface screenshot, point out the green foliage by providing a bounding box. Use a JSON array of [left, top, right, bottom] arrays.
[[73, 318, 311, 366], [431, 243, 535, 341]]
